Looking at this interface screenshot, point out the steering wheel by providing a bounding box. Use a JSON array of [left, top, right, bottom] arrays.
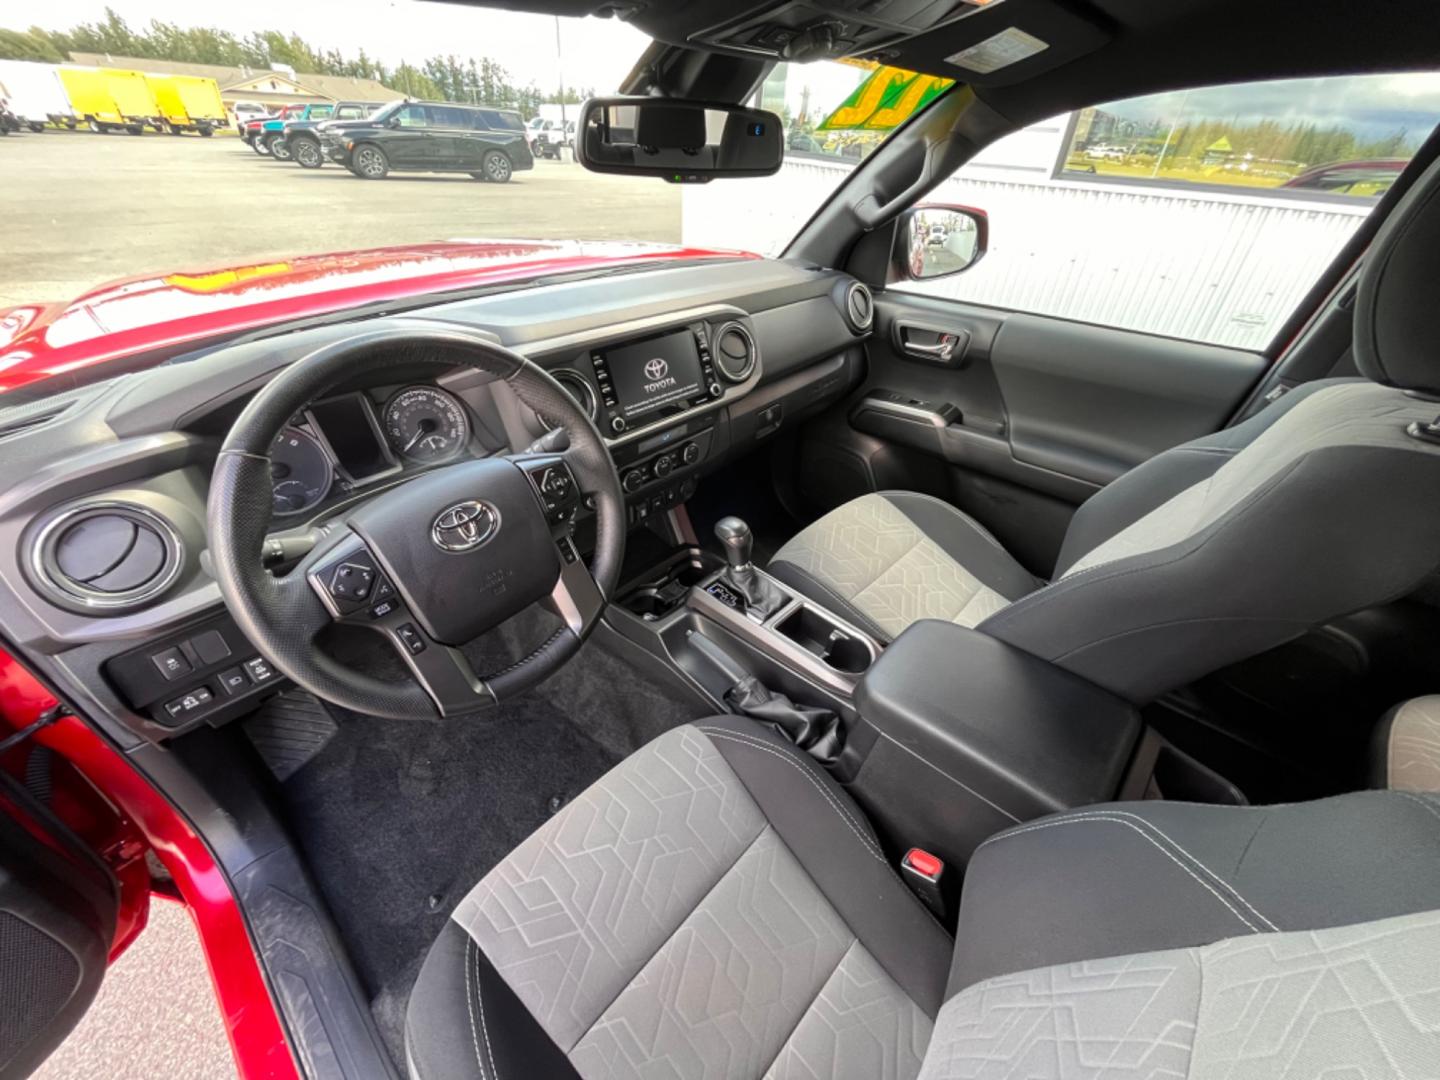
[[205, 322, 625, 719]]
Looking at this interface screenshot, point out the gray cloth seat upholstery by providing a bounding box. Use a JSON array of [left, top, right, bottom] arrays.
[[772, 155, 1440, 703], [405, 720, 1440, 1079], [1373, 695, 1440, 792]]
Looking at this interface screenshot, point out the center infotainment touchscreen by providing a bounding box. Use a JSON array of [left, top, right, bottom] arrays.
[[604, 330, 706, 421]]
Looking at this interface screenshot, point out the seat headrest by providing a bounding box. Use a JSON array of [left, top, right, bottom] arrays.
[[635, 105, 706, 150], [1355, 156, 1440, 397]]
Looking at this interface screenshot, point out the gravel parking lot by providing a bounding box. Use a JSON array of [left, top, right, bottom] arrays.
[[0, 129, 682, 308]]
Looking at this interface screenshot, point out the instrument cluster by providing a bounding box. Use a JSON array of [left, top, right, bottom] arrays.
[[269, 385, 472, 518]]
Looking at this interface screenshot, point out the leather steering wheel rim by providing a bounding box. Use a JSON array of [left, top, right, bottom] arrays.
[[206, 320, 624, 719]]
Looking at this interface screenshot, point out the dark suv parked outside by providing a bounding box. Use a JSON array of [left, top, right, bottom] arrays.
[[320, 100, 533, 181]]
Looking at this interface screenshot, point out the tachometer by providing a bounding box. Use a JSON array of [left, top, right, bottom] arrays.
[[383, 386, 470, 464], [270, 426, 333, 517]]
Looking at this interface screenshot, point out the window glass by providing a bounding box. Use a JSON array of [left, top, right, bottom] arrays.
[[431, 105, 470, 128], [394, 104, 430, 128], [891, 74, 1440, 349], [309, 104, 333, 120], [681, 60, 950, 256]]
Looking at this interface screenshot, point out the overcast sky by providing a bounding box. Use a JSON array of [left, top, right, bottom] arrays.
[[4, 1, 654, 93]]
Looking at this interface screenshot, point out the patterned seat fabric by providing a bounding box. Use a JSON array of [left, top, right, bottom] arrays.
[[405, 718, 952, 1080], [406, 723, 1440, 1080], [768, 491, 1041, 642], [1375, 696, 1440, 793]]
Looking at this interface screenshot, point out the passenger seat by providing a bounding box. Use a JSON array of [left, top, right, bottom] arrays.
[[1374, 696, 1440, 792]]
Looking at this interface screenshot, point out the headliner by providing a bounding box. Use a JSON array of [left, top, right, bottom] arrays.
[[459, 0, 1440, 125]]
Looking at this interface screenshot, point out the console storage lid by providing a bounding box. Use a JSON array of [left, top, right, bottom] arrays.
[[849, 620, 1142, 868]]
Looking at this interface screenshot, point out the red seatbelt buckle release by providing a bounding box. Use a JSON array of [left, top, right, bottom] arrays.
[[901, 847, 947, 920]]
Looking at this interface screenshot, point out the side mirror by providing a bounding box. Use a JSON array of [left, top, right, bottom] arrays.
[[575, 96, 783, 182], [895, 204, 988, 281]]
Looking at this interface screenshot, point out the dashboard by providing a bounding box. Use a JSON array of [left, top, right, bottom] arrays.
[[0, 256, 873, 744]]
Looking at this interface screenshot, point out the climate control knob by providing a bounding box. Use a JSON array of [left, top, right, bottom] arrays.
[[653, 455, 674, 479], [622, 469, 645, 493], [680, 442, 701, 466]]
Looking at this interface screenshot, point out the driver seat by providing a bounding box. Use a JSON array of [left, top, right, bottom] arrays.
[[404, 718, 1440, 1079]]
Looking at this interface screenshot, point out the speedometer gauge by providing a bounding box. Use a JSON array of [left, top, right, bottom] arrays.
[[270, 427, 332, 517], [383, 386, 470, 463]]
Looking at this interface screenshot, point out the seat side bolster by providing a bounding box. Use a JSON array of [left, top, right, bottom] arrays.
[[696, 716, 954, 1018], [405, 921, 580, 1080], [947, 790, 1440, 999]]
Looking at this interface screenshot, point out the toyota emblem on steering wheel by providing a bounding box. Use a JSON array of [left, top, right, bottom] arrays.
[[431, 500, 499, 553]]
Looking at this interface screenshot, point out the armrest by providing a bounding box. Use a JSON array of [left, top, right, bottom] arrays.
[[850, 620, 1142, 865]]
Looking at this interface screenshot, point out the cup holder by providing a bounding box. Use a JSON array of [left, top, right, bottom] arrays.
[[617, 553, 713, 621], [775, 605, 874, 674]]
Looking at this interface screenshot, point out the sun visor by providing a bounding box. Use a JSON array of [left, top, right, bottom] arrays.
[[904, 0, 1111, 87]]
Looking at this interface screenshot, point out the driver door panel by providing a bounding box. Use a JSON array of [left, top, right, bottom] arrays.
[[0, 799, 118, 1077]]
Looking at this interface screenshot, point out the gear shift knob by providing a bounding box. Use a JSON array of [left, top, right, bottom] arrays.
[[715, 516, 754, 571]]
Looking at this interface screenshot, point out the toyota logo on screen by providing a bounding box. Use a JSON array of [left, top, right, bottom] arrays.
[[644, 358, 669, 381]]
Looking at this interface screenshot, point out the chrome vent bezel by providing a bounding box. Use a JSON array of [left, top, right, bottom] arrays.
[[711, 321, 758, 382], [546, 368, 599, 423], [845, 281, 874, 332], [29, 501, 185, 613]]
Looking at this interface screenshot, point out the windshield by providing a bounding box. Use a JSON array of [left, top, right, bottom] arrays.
[[0, 2, 934, 402]]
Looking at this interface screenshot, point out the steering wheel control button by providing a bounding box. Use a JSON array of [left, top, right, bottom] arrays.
[[396, 623, 427, 655], [243, 657, 278, 684], [217, 666, 251, 695], [152, 647, 192, 681], [370, 598, 400, 620], [330, 562, 376, 601]]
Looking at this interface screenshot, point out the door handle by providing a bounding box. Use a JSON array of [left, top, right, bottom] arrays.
[[904, 338, 959, 360], [895, 324, 969, 365]]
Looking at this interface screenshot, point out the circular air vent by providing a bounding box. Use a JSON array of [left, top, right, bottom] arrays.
[[545, 369, 598, 424], [711, 322, 758, 382], [844, 282, 874, 333], [31, 503, 183, 612]]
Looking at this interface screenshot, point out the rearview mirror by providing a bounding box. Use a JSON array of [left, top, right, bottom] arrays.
[[896, 205, 988, 280], [575, 96, 783, 183]]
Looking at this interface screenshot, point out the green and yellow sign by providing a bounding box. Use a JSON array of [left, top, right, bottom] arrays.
[[817, 66, 955, 132]]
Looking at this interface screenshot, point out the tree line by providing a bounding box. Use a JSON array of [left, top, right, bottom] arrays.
[[1088, 107, 1416, 168], [0, 8, 592, 117]]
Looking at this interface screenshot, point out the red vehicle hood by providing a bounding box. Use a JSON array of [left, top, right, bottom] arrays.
[[0, 239, 756, 397]]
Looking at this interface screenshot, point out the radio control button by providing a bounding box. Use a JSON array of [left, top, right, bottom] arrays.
[[610, 416, 627, 434], [708, 383, 723, 398]]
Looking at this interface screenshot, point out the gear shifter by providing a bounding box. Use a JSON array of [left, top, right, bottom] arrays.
[[715, 517, 787, 618]]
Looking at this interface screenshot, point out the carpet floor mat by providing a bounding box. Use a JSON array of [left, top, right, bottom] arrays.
[[273, 620, 710, 1063]]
